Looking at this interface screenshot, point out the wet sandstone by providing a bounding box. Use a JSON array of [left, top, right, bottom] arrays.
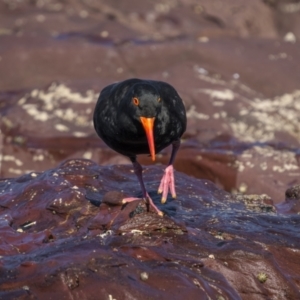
[[0, 158, 299, 299]]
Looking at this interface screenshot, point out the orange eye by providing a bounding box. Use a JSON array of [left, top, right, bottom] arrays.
[[132, 97, 139, 106]]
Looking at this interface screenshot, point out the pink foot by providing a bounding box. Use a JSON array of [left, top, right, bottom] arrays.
[[158, 165, 176, 204], [122, 194, 163, 216]]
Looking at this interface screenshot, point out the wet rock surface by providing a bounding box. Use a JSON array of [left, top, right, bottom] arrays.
[[0, 159, 300, 299], [1, 0, 300, 299]]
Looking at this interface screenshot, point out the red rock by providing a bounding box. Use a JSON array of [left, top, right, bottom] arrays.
[[0, 159, 299, 299]]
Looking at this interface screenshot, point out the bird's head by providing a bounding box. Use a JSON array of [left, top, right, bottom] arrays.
[[127, 82, 162, 161]]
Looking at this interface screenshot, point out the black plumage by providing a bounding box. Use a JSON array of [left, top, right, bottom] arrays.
[[93, 78, 186, 216]]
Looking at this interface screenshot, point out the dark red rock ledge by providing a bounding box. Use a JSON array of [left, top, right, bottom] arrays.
[[0, 158, 299, 300]]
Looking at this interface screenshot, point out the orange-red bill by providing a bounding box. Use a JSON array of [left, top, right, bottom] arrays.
[[140, 117, 155, 161]]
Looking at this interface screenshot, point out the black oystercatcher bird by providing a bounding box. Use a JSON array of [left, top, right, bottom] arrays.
[[93, 78, 186, 216]]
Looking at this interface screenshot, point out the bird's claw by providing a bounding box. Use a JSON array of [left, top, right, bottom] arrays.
[[144, 193, 164, 216], [158, 165, 176, 204], [122, 195, 163, 216]]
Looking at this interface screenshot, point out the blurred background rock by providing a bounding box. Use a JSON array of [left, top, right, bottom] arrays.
[[1, 0, 300, 204]]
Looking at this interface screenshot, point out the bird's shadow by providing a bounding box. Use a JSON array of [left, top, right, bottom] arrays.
[[138, 191, 177, 217], [85, 189, 102, 207]]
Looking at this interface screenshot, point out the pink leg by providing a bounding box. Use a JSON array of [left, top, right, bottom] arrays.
[[158, 139, 180, 204], [158, 165, 176, 203]]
